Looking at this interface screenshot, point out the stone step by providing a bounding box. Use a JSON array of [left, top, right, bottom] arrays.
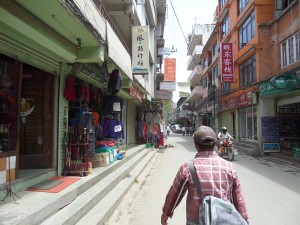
[[0, 145, 153, 225], [39, 148, 155, 225]]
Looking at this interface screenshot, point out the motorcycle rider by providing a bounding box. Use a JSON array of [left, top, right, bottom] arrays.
[[217, 127, 234, 153]]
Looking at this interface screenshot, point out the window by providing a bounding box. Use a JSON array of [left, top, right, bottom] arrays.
[[239, 0, 249, 15], [202, 77, 208, 88], [222, 15, 229, 37], [212, 42, 218, 57], [213, 66, 218, 82], [220, 0, 226, 9], [222, 82, 230, 95], [296, 32, 300, 61], [239, 11, 255, 48], [276, 0, 295, 10], [239, 54, 256, 87], [281, 31, 300, 67]]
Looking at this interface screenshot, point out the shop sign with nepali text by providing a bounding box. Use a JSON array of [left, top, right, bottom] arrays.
[[132, 26, 149, 75], [221, 43, 234, 83]]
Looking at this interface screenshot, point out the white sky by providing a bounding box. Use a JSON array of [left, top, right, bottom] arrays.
[[163, 0, 218, 101]]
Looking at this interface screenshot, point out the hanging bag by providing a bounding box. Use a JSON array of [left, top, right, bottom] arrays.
[[188, 160, 248, 225]]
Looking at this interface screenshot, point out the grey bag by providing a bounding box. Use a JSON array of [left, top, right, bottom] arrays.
[[188, 160, 248, 225]]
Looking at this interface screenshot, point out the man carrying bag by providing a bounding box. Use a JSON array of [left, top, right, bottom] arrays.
[[161, 126, 249, 225]]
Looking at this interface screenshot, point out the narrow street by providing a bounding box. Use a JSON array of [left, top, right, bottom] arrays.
[[105, 133, 300, 225]]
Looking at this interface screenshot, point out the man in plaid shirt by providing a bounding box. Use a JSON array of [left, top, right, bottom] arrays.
[[161, 126, 249, 225]]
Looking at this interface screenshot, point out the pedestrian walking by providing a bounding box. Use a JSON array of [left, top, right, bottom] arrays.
[[161, 125, 249, 225]]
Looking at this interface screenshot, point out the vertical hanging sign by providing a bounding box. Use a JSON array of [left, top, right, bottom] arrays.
[[221, 43, 234, 83], [132, 26, 149, 75], [164, 58, 176, 81]]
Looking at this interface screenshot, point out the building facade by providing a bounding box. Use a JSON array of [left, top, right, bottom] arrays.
[[186, 0, 300, 157], [0, 0, 167, 197]]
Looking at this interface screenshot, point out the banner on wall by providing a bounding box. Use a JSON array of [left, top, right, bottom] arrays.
[[221, 43, 234, 83], [164, 58, 176, 81], [132, 26, 149, 75]]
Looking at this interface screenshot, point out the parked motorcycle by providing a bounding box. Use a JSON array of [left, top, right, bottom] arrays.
[[217, 138, 237, 161]]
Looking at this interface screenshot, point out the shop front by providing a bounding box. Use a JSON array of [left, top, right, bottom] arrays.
[[0, 53, 58, 198], [260, 74, 300, 157], [219, 91, 257, 140]]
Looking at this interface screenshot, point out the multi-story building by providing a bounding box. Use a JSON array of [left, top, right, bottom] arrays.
[[0, 0, 167, 196], [185, 0, 300, 158], [186, 24, 216, 129], [215, 0, 300, 156]]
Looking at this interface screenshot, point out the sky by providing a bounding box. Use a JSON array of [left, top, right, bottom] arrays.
[[163, 0, 218, 101]]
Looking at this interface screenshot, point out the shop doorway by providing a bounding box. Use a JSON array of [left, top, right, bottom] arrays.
[[239, 107, 257, 140], [19, 67, 55, 169]]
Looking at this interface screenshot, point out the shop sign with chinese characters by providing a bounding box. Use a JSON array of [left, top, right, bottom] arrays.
[[221, 43, 234, 83], [132, 26, 149, 75]]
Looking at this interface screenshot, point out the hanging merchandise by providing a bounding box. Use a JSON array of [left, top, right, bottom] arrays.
[[108, 68, 122, 95], [101, 60, 109, 82], [64, 75, 76, 102], [103, 95, 123, 114]]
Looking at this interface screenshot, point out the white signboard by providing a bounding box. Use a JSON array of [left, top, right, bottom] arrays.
[[132, 26, 149, 74], [158, 47, 170, 56], [160, 82, 176, 91]]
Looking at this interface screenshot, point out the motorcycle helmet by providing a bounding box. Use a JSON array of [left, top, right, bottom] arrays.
[[221, 126, 227, 133]]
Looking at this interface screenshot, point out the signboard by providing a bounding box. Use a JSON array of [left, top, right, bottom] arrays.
[[261, 117, 279, 142], [129, 86, 143, 102], [155, 90, 172, 100], [164, 58, 176, 81], [238, 92, 253, 107], [158, 47, 170, 56], [263, 143, 280, 153], [132, 26, 149, 74], [221, 43, 234, 83], [260, 74, 300, 97], [160, 82, 176, 91], [270, 74, 299, 90]]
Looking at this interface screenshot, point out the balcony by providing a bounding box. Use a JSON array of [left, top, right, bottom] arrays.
[[187, 24, 207, 55], [187, 45, 203, 70], [188, 65, 204, 86], [145, 0, 157, 26], [186, 86, 204, 103]]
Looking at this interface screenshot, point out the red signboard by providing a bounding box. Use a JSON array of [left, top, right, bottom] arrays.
[[129, 87, 142, 102], [164, 58, 176, 81], [221, 43, 234, 83], [238, 92, 252, 107]]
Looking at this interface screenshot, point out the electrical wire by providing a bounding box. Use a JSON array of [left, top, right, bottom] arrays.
[[169, 0, 214, 85]]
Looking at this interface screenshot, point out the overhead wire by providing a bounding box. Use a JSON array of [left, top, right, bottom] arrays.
[[169, 0, 212, 85]]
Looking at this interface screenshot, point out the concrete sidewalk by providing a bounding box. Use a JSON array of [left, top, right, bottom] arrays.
[[0, 144, 156, 225]]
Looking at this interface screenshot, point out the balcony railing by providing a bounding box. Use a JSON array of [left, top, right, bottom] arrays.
[[188, 65, 204, 83], [96, 1, 130, 54], [187, 45, 203, 70]]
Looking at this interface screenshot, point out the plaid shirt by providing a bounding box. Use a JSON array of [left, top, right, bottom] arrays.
[[162, 151, 249, 224]]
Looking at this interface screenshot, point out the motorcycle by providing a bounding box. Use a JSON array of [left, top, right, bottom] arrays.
[[217, 138, 237, 161]]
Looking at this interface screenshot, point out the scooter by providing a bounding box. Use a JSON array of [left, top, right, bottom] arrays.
[[217, 138, 237, 161]]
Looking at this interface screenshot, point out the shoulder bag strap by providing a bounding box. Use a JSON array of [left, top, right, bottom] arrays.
[[188, 160, 203, 198]]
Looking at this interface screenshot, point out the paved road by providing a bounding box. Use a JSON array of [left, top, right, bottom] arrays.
[[105, 133, 300, 225]]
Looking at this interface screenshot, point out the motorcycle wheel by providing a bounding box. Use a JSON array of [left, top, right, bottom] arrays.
[[228, 149, 235, 161]]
